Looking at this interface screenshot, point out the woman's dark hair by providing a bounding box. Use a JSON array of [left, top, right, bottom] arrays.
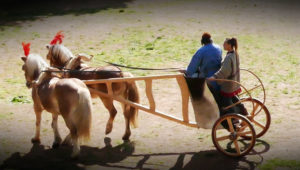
[[225, 37, 238, 52], [201, 32, 213, 45]]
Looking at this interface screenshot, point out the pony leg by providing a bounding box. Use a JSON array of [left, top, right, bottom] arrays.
[[70, 131, 80, 158], [100, 97, 117, 135], [71, 137, 80, 158], [31, 108, 42, 143], [64, 119, 80, 158], [51, 114, 62, 148], [122, 104, 131, 141], [62, 133, 72, 146]]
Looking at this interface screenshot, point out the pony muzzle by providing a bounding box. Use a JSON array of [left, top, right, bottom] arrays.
[[26, 81, 32, 88]]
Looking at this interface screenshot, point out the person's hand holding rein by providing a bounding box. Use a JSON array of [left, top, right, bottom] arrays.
[[206, 76, 215, 81], [178, 68, 186, 74]]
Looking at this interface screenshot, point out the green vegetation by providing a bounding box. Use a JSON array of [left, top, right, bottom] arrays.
[[0, 24, 299, 103], [0, 112, 13, 120], [259, 158, 300, 170], [10, 96, 31, 104], [0, 0, 299, 106]]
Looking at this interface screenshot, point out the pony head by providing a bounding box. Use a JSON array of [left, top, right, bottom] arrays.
[[21, 42, 49, 88], [45, 31, 74, 67], [65, 53, 93, 70], [46, 44, 75, 68]]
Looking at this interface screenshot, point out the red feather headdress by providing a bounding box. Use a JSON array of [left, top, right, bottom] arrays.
[[50, 31, 64, 45], [22, 42, 30, 56]]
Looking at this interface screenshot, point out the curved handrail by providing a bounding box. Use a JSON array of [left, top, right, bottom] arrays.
[[240, 68, 266, 106], [211, 78, 255, 113]]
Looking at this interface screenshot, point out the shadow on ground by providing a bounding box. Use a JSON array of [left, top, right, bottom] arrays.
[[0, 138, 269, 170], [0, 0, 134, 26]]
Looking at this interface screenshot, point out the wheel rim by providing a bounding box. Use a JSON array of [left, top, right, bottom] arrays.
[[212, 114, 256, 157], [240, 98, 271, 139]]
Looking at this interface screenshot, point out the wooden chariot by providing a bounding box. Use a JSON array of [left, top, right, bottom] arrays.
[[83, 69, 271, 157]]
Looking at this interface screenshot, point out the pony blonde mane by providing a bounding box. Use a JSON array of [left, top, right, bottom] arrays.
[[48, 44, 75, 64], [26, 54, 49, 79]]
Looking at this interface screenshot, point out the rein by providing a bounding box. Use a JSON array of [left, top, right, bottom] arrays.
[[42, 69, 123, 73], [43, 60, 183, 73], [101, 60, 182, 71]]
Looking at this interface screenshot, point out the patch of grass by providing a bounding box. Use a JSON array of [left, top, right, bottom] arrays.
[[11, 96, 31, 104], [274, 119, 282, 124], [0, 112, 13, 120], [282, 88, 289, 95], [259, 158, 300, 170]]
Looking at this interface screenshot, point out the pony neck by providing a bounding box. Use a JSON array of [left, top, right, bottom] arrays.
[[50, 45, 75, 67], [34, 71, 61, 86]]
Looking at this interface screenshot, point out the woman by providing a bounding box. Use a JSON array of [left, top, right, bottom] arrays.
[[208, 38, 247, 116]]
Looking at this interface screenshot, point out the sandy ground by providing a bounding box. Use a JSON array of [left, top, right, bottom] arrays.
[[0, 0, 300, 169]]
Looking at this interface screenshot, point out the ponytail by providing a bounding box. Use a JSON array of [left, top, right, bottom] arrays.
[[226, 37, 240, 67], [226, 37, 238, 55]]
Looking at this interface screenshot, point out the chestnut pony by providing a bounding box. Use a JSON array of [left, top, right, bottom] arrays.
[[21, 43, 92, 158], [46, 43, 139, 141]]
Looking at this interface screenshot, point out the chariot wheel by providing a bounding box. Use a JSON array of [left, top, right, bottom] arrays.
[[212, 114, 256, 157], [239, 98, 271, 139]]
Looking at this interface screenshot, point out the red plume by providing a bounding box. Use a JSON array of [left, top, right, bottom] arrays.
[[50, 31, 64, 45], [22, 42, 30, 56]]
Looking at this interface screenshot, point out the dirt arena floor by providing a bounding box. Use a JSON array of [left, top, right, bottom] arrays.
[[0, 0, 299, 169]]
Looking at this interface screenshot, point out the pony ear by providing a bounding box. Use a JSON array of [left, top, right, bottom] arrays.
[[21, 56, 27, 62], [77, 53, 93, 61], [46, 44, 50, 50]]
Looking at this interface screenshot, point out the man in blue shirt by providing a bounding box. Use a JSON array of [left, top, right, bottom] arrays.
[[183, 32, 222, 90]]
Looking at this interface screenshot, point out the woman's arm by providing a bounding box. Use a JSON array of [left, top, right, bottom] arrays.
[[213, 55, 232, 79]]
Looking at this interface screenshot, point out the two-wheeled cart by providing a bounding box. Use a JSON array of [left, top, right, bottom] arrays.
[[83, 69, 271, 157]]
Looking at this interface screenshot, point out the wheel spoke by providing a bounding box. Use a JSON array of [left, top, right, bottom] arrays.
[[254, 106, 262, 117], [238, 122, 248, 132], [227, 118, 234, 133], [216, 135, 230, 141], [251, 102, 259, 116], [237, 131, 252, 136], [233, 140, 241, 155], [253, 119, 265, 129]]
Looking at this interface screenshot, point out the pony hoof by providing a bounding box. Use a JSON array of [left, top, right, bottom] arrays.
[[62, 138, 72, 146], [105, 128, 112, 135], [71, 155, 79, 160], [31, 138, 40, 144], [105, 124, 113, 135], [122, 136, 130, 141], [52, 142, 60, 149], [71, 153, 79, 159], [62, 141, 70, 146]]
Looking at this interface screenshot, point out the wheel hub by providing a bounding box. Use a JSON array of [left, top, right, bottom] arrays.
[[229, 132, 238, 141]]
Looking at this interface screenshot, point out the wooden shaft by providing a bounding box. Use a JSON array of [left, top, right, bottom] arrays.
[[145, 79, 156, 111], [176, 76, 190, 123], [88, 87, 198, 128], [83, 74, 184, 85]]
